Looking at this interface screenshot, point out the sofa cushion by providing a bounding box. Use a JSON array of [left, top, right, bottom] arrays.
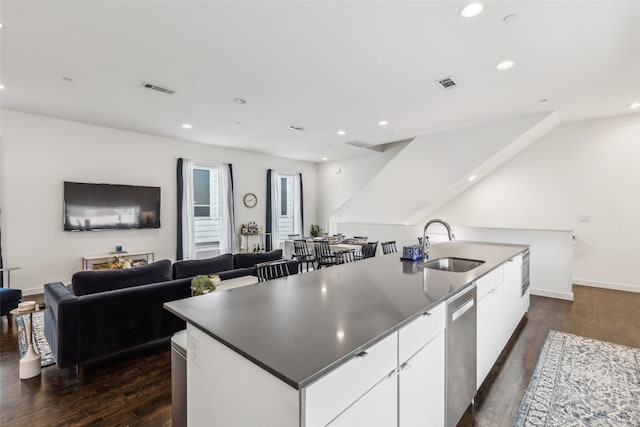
[[71, 259, 172, 296], [233, 249, 283, 269], [172, 253, 234, 280], [218, 268, 253, 280]]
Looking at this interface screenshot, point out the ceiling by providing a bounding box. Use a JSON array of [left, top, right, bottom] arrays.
[[1, 1, 639, 163]]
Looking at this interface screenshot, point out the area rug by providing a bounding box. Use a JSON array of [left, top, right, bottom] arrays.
[[15, 310, 55, 367], [514, 330, 640, 426]]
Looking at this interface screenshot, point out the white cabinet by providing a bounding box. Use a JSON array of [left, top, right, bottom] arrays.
[[503, 254, 523, 342], [328, 372, 397, 427], [305, 332, 398, 427], [399, 332, 445, 427], [476, 282, 504, 389]]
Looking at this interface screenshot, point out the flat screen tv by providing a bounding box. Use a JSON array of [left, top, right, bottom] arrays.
[[64, 181, 160, 231]]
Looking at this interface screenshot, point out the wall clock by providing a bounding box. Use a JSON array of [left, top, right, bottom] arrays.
[[243, 193, 257, 208]]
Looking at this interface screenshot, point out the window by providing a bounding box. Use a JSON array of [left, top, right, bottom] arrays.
[[276, 174, 296, 241], [193, 165, 221, 252]]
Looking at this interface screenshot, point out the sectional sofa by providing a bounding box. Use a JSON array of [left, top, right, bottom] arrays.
[[44, 250, 298, 372]]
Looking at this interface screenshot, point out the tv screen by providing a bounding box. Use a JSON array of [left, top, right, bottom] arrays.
[[64, 182, 160, 231]]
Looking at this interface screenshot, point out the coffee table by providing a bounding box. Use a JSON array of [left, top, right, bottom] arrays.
[[10, 305, 41, 379]]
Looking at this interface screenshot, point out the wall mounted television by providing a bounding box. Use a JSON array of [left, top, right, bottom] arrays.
[[64, 181, 161, 231]]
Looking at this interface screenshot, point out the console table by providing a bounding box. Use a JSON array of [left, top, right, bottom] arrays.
[[238, 233, 270, 253], [82, 251, 155, 270]]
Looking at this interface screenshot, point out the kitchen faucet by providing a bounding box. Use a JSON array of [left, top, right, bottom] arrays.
[[422, 219, 455, 258]]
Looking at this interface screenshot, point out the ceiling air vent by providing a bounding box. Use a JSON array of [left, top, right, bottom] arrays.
[[435, 77, 458, 90], [287, 125, 304, 131], [345, 140, 372, 149], [141, 82, 175, 95]]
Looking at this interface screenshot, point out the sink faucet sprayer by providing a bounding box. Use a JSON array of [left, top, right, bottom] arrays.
[[422, 219, 455, 259]]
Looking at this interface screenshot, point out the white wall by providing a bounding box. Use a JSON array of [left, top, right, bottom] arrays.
[[0, 110, 317, 294], [316, 141, 408, 233], [328, 112, 557, 225], [433, 113, 640, 292]]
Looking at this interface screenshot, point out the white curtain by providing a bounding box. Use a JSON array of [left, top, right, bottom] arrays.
[[293, 173, 303, 237], [219, 163, 236, 253], [181, 158, 196, 260], [270, 171, 280, 247]]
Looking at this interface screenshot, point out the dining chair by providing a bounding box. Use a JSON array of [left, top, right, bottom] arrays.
[[357, 241, 379, 260], [335, 249, 357, 265], [256, 260, 291, 282], [292, 239, 316, 272], [314, 241, 337, 269], [381, 241, 398, 255]]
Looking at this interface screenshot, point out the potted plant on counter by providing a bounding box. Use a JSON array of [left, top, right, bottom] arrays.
[[310, 224, 320, 238]]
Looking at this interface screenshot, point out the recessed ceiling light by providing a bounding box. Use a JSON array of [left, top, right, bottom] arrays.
[[0, 84, 5, 90], [337, 130, 346, 136], [378, 120, 388, 126], [630, 102, 640, 109], [468, 175, 477, 182], [182, 123, 193, 129], [496, 60, 515, 70], [0, 24, 4, 30], [233, 98, 246, 104], [321, 157, 328, 161], [460, 3, 484, 18]]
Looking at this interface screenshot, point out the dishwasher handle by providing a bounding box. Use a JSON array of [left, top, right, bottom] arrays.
[[451, 298, 474, 322]]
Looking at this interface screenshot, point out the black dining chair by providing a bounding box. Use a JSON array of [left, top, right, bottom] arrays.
[[256, 260, 291, 282], [314, 240, 338, 269], [357, 241, 378, 260], [381, 241, 398, 255], [292, 239, 316, 272], [335, 249, 357, 265]]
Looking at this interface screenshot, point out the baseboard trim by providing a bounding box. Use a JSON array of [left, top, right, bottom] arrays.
[[22, 287, 44, 296], [573, 279, 640, 294], [530, 288, 574, 301]]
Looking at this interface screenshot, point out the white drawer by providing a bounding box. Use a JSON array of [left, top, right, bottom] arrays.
[[399, 302, 445, 363], [304, 332, 398, 427], [477, 265, 504, 299]]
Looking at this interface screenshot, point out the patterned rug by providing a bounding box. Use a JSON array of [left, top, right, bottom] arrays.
[[15, 310, 55, 367], [514, 330, 640, 426]]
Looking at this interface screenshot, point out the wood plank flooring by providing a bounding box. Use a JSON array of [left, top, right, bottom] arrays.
[[1, 285, 638, 427]]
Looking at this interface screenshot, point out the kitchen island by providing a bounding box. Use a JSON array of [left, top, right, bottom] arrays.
[[164, 241, 529, 427]]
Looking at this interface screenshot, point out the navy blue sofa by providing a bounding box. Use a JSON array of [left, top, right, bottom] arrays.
[[44, 250, 298, 371]]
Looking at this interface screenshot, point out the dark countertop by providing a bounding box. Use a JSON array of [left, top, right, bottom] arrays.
[[164, 241, 527, 390]]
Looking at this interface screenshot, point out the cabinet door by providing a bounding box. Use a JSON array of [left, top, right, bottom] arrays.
[[503, 256, 523, 343], [328, 371, 397, 427], [399, 332, 445, 427], [476, 282, 503, 389]]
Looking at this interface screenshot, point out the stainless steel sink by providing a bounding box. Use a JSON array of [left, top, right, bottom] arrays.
[[420, 257, 485, 273]]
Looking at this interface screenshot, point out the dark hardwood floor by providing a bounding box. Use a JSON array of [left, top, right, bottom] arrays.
[[1, 285, 638, 427]]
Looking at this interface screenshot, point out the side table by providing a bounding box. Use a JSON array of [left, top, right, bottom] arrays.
[[10, 305, 41, 379]]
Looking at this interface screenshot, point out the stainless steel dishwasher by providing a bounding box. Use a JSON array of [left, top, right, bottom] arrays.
[[446, 284, 477, 427]]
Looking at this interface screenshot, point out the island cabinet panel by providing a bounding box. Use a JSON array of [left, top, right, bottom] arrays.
[[399, 331, 446, 427], [304, 332, 398, 427], [327, 372, 398, 427], [398, 302, 445, 363], [186, 325, 298, 427], [476, 265, 504, 299], [476, 281, 504, 389], [503, 254, 524, 344]]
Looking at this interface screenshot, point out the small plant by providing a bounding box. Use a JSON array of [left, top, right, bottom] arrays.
[[310, 224, 321, 237], [191, 275, 215, 296]]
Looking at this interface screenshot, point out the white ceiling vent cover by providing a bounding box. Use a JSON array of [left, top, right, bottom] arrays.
[[141, 82, 175, 95], [435, 77, 458, 90]]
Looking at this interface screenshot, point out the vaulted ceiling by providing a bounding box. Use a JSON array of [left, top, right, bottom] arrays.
[[1, 1, 639, 162]]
